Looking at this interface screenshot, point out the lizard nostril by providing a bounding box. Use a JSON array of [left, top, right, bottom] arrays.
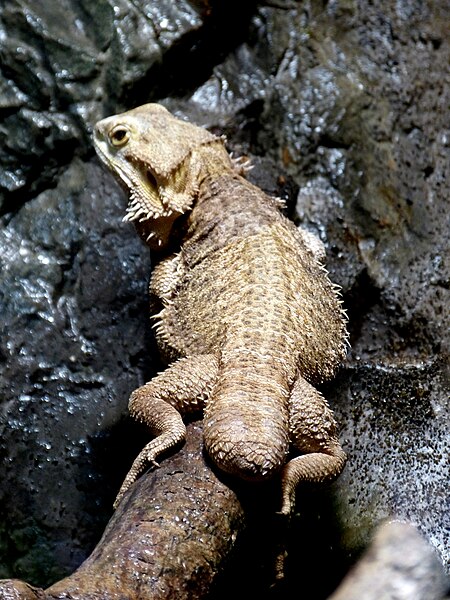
[[93, 123, 104, 139]]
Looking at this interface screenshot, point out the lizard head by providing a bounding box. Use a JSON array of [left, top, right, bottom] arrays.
[[93, 103, 220, 250]]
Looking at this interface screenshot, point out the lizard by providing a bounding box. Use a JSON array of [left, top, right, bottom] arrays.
[[93, 103, 348, 515]]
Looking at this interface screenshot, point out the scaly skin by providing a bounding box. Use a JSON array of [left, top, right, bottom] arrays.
[[93, 103, 348, 513]]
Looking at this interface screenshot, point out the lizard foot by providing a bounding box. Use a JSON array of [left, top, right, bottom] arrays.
[[279, 446, 347, 515], [113, 441, 173, 509]]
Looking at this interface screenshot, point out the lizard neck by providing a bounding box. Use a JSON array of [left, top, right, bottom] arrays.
[[194, 141, 235, 181], [181, 166, 281, 264], [167, 143, 280, 258]]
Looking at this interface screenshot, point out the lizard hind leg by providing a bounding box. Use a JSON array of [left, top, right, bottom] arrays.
[[114, 354, 219, 509], [280, 375, 346, 516]]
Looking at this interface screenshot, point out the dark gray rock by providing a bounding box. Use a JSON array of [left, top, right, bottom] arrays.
[[330, 359, 449, 569], [0, 159, 150, 583]]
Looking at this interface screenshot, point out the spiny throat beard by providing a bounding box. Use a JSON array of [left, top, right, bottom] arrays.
[[133, 211, 180, 250], [120, 158, 197, 250]]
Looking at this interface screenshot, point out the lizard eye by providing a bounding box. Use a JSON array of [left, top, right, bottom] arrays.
[[109, 125, 130, 147]]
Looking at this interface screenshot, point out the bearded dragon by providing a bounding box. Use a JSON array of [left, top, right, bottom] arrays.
[[93, 103, 348, 514]]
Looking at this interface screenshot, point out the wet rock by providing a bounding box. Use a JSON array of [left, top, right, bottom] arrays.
[[0, 422, 245, 600], [44, 422, 245, 600], [0, 0, 203, 212], [0, 159, 150, 583]]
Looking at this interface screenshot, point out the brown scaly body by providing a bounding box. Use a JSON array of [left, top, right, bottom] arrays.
[[93, 103, 348, 513]]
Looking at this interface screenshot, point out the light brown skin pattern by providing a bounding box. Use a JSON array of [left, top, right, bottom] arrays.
[[94, 103, 348, 514]]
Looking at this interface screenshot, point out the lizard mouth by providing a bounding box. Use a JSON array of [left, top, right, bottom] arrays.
[[120, 164, 178, 249], [121, 161, 176, 223]]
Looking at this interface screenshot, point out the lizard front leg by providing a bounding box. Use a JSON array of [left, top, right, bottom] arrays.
[[280, 375, 346, 515], [149, 253, 182, 302], [148, 252, 183, 319], [115, 353, 219, 508]]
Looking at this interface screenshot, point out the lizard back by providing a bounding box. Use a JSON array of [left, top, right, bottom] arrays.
[[156, 174, 346, 382]]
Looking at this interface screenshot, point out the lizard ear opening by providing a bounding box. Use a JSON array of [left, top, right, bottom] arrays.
[[146, 169, 157, 189]]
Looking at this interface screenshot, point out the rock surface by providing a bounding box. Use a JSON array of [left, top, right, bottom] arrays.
[[0, 0, 448, 598], [328, 521, 448, 600], [0, 158, 150, 582]]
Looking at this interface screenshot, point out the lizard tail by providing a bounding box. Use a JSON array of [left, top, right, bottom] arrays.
[[203, 354, 290, 481]]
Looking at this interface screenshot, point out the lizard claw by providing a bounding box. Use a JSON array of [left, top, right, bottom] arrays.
[[279, 485, 295, 517], [113, 452, 161, 509]]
